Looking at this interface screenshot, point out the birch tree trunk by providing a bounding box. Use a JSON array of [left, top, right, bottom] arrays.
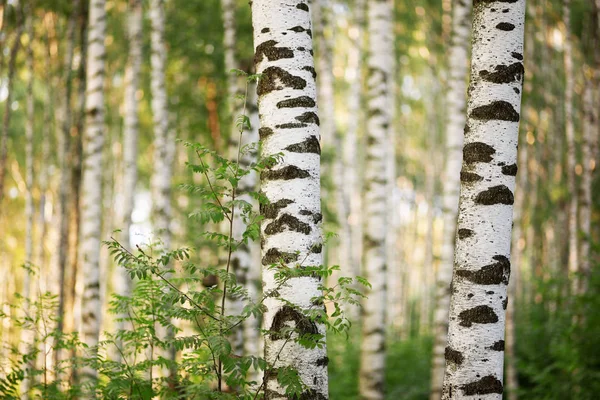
[[251, 1, 328, 398], [360, 0, 393, 398], [562, 0, 578, 293], [221, 0, 257, 357], [113, 0, 142, 341], [150, 0, 174, 250], [442, 1, 526, 398], [55, 2, 80, 365], [343, 0, 365, 303], [21, 5, 35, 396], [430, 0, 472, 397], [150, 0, 177, 374], [80, 0, 106, 382], [241, 85, 261, 377]]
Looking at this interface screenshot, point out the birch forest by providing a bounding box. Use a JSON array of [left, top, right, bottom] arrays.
[[1, 0, 599, 398]]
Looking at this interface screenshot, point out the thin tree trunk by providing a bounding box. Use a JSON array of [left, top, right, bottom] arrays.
[[221, 0, 252, 357], [113, 0, 142, 348], [506, 129, 528, 400], [430, 0, 471, 397], [359, 0, 393, 398], [442, 0, 526, 398], [562, 0, 578, 293], [241, 84, 261, 381], [150, 0, 174, 249], [80, 0, 106, 383], [342, 0, 365, 320], [0, 2, 24, 205], [251, 1, 328, 397], [21, 3, 35, 396], [149, 0, 177, 378], [578, 80, 595, 294], [55, 0, 80, 364]]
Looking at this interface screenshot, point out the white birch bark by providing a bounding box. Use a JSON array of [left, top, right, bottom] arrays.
[[80, 0, 106, 382], [339, 0, 366, 322], [150, 0, 176, 374], [221, 0, 260, 358], [113, 0, 142, 340], [359, 0, 393, 398], [251, 1, 328, 398], [241, 86, 261, 375], [150, 0, 174, 249], [343, 0, 365, 300], [562, 0, 578, 293], [430, 0, 472, 397], [21, 6, 35, 396], [442, 1, 526, 398]]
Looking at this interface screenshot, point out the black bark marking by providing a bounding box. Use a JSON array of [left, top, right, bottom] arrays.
[[458, 305, 499, 327], [456, 255, 511, 285], [285, 136, 321, 154], [262, 248, 299, 265], [496, 22, 515, 31], [475, 185, 514, 205], [445, 347, 464, 365], [295, 111, 320, 126], [261, 27, 270, 33], [460, 171, 484, 183], [489, 340, 505, 351], [513, 87, 520, 94], [254, 40, 294, 64], [311, 243, 323, 253], [463, 142, 496, 164], [261, 165, 310, 181], [511, 52, 523, 60], [471, 101, 520, 122], [501, 163, 518, 176], [265, 213, 312, 235], [259, 127, 274, 140], [257, 66, 307, 96], [503, 298, 508, 309], [270, 305, 318, 341], [296, 3, 309, 11], [261, 198, 294, 219], [479, 63, 524, 84], [302, 65, 317, 78], [461, 376, 503, 395], [289, 26, 307, 33], [458, 229, 474, 239], [316, 356, 329, 367], [276, 122, 307, 129], [299, 390, 328, 400], [276, 96, 316, 108], [364, 235, 379, 250], [300, 209, 323, 223]]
